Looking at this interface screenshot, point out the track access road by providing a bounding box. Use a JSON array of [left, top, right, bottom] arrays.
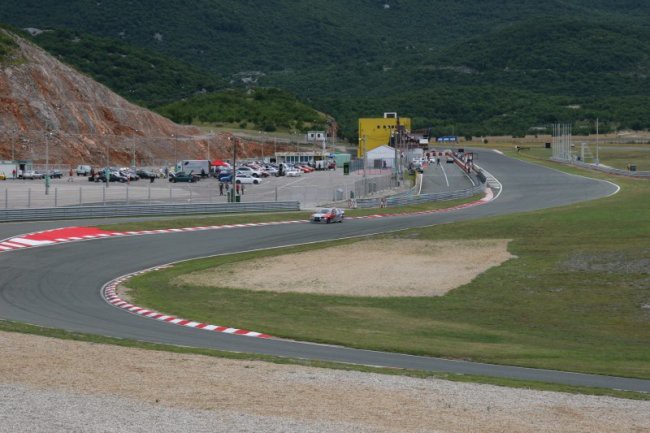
[[2, 150, 648, 393]]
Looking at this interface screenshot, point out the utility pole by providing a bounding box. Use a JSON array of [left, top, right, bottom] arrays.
[[595, 118, 599, 165], [45, 129, 52, 195], [105, 134, 110, 189], [10, 128, 15, 161], [131, 136, 136, 168], [208, 130, 212, 160], [232, 136, 237, 169]]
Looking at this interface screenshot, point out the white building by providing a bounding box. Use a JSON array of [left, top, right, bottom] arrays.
[[366, 145, 395, 168]]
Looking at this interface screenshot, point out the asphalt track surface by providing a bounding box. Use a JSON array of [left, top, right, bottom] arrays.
[[2, 150, 649, 393]]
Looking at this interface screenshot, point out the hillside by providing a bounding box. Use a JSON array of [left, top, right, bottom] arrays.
[[0, 29, 225, 166], [28, 29, 225, 107], [3, 1, 650, 138], [157, 88, 328, 132], [3, 1, 648, 74]]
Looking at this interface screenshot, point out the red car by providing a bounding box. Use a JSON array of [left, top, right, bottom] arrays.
[[310, 208, 345, 223]]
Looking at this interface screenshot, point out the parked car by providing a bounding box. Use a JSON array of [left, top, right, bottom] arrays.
[[76, 165, 92, 176], [20, 170, 44, 180], [169, 171, 198, 183], [263, 165, 279, 176], [295, 164, 314, 173], [119, 168, 139, 181], [310, 208, 345, 223], [44, 169, 63, 179], [235, 166, 262, 178], [95, 170, 127, 183], [285, 168, 302, 177], [235, 173, 262, 184], [135, 169, 157, 179]]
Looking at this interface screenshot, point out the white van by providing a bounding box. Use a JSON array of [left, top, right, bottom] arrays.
[[176, 160, 210, 177], [75, 165, 91, 176]]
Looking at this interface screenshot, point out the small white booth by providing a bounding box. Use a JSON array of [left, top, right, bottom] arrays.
[[366, 145, 396, 169]]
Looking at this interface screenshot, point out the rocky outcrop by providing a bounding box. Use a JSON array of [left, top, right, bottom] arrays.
[[0, 29, 246, 167]]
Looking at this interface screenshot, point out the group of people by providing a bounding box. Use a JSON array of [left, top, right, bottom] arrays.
[[218, 181, 244, 196]]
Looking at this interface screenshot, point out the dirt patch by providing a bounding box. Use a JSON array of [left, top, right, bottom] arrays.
[[176, 239, 515, 297], [1, 331, 648, 433]]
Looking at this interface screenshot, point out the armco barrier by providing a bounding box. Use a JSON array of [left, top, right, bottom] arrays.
[[355, 184, 485, 208], [0, 201, 300, 222]]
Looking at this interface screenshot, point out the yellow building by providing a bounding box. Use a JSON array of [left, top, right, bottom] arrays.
[[358, 112, 411, 157]]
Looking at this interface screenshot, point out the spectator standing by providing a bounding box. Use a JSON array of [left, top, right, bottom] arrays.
[[241, 183, 245, 195], [219, 182, 224, 195], [235, 183, 240, 195]]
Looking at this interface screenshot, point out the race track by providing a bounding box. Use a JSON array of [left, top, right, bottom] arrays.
[[2, 150, 648, 392]]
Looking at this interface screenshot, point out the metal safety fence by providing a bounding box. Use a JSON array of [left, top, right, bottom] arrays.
[[354, 184, 485, 208]]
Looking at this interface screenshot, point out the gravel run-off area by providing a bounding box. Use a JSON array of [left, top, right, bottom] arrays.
[[176, 239, 516, 297], [2, 332, 649, 432]]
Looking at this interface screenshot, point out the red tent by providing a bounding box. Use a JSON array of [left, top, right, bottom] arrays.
[[211, 160, 229, 167]]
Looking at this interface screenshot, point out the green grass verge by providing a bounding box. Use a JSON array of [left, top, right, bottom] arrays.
[[96, 194, 483, 232], [125, 156, 650, 380], [483, 141, 650, 171], [1, 319, 647, 400]]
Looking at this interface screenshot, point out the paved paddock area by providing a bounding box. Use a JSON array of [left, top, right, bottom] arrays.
[[420, 161, 478, 194], [0, 169, 399, 210]]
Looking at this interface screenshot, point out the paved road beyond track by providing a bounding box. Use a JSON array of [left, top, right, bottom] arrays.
[[2, 150, 648, 392]]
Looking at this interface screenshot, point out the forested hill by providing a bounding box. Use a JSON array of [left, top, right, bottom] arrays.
[[2, 1, 650, 138], [2, 0, 648, 74]]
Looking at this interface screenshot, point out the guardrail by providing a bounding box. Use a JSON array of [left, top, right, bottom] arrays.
[[354, 184, 485, 208], [0, 201, 300, 222], [551, 158, 650, 178], [472, 164, 501, 190]]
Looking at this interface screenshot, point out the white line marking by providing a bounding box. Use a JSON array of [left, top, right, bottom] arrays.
[[9, 237, 54, 246], [440, 164, 450, 187]]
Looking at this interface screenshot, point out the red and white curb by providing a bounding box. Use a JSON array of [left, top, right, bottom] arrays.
[[101, 267, 272, 339], [0, 220, 307, 252], [0, 188, 493, 252]]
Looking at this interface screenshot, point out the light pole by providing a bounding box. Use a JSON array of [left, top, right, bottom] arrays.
[[45, 129, 52, 195], [595, 118, 600, 165], [132, 131, 140, 168], [10, 128, 15, 162], [171, 134, 176, 167], [105, 133, 110, 188], [208, 130, 212, 160], [232, 135, 237, 169]]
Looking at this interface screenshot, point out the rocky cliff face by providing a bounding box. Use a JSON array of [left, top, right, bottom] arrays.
[[0, 29, 260, 167]]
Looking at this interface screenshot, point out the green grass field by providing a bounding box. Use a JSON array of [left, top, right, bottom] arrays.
[[126, 157, 650, 380], [500, 141, 650, 171]]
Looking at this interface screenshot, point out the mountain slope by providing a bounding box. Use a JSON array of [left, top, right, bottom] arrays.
[[3, 0, 649, 74], [0, 29, 220, 166], [3, 1, 650, 138], [28, 29, 225, 107]]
